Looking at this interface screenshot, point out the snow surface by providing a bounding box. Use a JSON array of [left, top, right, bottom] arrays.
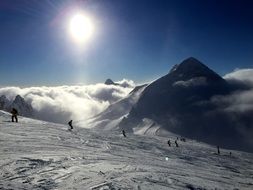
[[0, 110, 253, 190]]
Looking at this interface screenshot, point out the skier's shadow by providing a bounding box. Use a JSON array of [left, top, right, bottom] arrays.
[[3, 120, 12, 123]]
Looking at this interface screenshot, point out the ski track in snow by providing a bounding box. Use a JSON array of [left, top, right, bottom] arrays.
[[0, 111, 253, 189]]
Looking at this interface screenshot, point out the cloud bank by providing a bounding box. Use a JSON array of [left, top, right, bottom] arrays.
[[221, 69, 253, 113], [224, 68, 253, 84], [210, 68, 253, 150], [173, 77, 207, 87], [0, 79, 134, 125]]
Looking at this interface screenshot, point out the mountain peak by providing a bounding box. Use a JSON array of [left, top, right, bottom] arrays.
[[169, 57, 222, 82], [105, 79, 115, 85], [14, 95, 25, 103], [11, 95, 34, 117], [183, 57, 200, 62], [179, 57, 206, 68], [0, 95, 11, 110], [0, 94, 33, 117], [170, 57, 205, 72], [0, 95, 7, 100], [104, 79, 121, 86]]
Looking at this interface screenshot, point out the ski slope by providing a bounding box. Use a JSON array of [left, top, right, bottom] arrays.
[[0, 110, 253, 190]]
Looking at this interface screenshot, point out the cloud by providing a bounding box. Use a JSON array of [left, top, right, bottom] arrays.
[[224, 68, 253, 85], [219, 68, 253, 113], [173, 77, 207, 87], [116, 79, 135, 88], [0, 80, 135, 125], [212, 89, 253, 113], [201, 68, 253, 150]]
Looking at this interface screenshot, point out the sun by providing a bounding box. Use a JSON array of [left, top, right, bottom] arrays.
[[69, 13, 94, 43]]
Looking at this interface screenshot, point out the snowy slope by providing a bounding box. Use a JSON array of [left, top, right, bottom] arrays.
[[0, 110, 253, 190], [76, 84, 147, 130]]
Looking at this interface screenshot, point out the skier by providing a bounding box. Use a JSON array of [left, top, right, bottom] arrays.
[[175, 140, 179, 147], [68, 120, 73, 131], [122, 130, 126, 137], [11, 108, 18, 122], [180, 138, 186, 142], [167, 140, 171, 147], [217, 146, 220, 155]]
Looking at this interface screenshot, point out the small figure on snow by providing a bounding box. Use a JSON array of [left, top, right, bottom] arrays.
[[122, 130, 126, 137], [11, 108, 18, 122], [217, 146, 220, 155], [68, 120, 73, 131], [180, 138, 186, 142], [167, 140, 171, 147], [175, 140, 179, 147]]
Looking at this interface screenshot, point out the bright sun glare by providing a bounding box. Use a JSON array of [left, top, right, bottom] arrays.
[[69, 14, 94, 43]]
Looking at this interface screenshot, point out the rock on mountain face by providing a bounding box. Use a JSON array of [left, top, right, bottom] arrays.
[[0, 95, 34, 117], [119, 57, 253, 152]]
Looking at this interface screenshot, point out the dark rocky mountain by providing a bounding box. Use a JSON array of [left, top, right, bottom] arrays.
[[125, 57, 229, 119], [119, 57, 252, 152], [104, 79, 119, 86], [0, 95, 11, 110], [11, 95, 34, 117], [0, 95, 34, 117]]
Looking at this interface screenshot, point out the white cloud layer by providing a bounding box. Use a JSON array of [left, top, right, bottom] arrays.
[[221, 68, 253, 113], [0, 79, 134, 125], [224, 68, 253, 84], [116, 79, 135, 88], [173, 77, 207, 87]]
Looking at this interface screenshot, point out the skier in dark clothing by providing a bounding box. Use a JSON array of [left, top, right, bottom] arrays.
[[175, 140, 179, 147], [217, 146, 220, 155], [68, 120, 73, 131], [11, 108, 18, 122], [167, 140, 171, 147], [180, 138, 186, 142], [122, 130, 126, 137]]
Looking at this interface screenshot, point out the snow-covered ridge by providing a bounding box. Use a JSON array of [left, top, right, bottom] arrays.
[[0, 110, 253, 189]]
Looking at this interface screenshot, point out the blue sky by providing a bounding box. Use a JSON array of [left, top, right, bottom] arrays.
[[0, 0, 253, 86]]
